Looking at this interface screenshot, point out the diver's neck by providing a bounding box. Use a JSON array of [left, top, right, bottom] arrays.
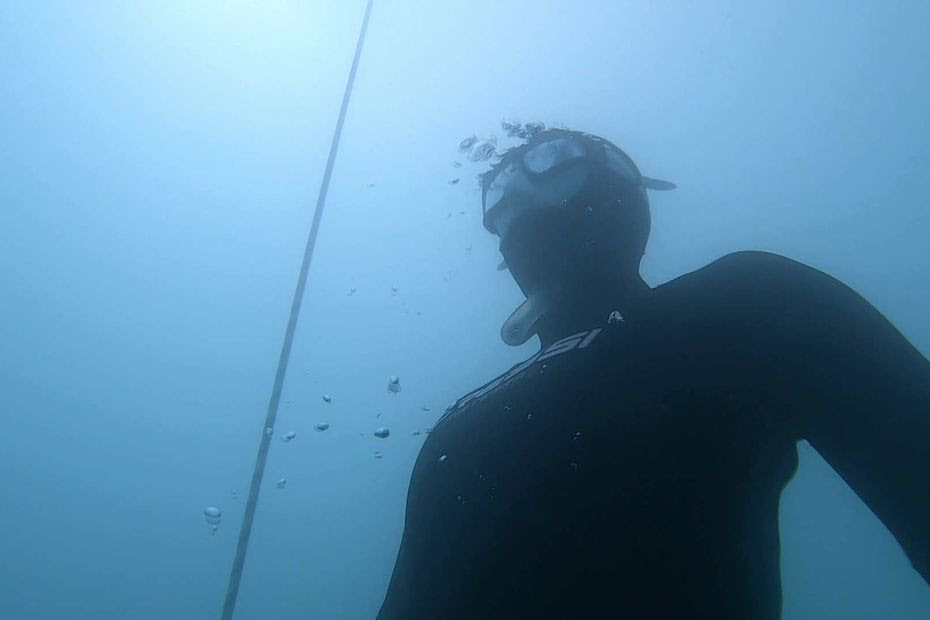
[[535, 273, 649, 348]]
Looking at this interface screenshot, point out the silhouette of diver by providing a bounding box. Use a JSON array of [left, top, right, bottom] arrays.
[[378, 129, 930, 619]]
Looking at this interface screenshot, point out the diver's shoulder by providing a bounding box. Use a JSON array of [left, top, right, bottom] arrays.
[[683, 251, 825, 290], [435, 355, 538, 428], [653, 250, 832, 315], [707, 250, 815, 279]]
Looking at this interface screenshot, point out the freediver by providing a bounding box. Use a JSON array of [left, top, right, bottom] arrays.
[[377, 128, 930, 619]]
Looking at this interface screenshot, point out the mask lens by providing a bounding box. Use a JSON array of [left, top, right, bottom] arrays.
[[522, 138, 586, 174], [604, 147, 640, 183], [484, 164, 590, 236], [483, 163, 519, 214]]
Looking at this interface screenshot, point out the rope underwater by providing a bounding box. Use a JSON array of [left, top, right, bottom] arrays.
[[220, 1, 374, 617]]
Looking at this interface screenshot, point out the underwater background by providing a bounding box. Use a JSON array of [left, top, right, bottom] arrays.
[[2, 1, 929, 618]]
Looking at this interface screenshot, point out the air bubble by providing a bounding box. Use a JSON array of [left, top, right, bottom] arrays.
[[204, 506, 222, 535]]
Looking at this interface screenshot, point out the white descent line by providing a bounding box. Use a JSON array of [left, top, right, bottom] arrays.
[[219, 1, 376, 618]]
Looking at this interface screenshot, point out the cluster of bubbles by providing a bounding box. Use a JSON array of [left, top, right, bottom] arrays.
[[458, 135, 497, 162], [207, 374, 437, 534], [204, 506, 222, 535], [450, 119, 549, 189], [457, 120, 547, 163], [502, 119, 546, 140]]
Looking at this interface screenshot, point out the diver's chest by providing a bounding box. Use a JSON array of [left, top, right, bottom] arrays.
[[441, 327, 775, 483]]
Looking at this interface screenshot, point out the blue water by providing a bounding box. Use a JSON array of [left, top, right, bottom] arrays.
[[1, 2, 928, 618]]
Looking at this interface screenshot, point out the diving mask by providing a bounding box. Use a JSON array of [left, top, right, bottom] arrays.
[[482, 130, 675, 235]]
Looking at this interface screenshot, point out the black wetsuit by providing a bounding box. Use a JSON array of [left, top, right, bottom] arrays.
[[378, 251, 930, 619]]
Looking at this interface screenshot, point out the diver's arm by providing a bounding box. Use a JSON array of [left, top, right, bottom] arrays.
[[770, 255, 930, 584], [377, 433, 459, 619], [377, 460, 430, 619]]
